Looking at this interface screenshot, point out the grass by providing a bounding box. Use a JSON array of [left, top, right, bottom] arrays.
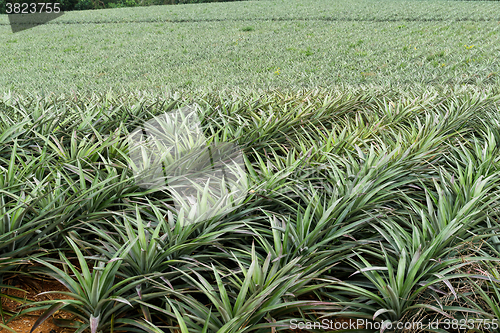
[[1, 0, 500, 94]]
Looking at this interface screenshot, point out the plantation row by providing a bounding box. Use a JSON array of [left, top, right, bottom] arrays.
[[2, 0, 500, 94], [1, 87, 500, 332]]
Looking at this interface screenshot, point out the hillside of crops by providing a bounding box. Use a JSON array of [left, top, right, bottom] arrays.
[[3, 0, 500, 332], [0, 86, 500, 332], [1, 0, 500, 94]]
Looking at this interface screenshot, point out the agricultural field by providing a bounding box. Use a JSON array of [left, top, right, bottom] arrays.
[[2, 0, 500, 332], [2, 86, 500, 333], [1, 0, 500, 93]]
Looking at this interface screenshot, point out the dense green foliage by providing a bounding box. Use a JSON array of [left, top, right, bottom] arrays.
[[1, 87, 500, 332], [1, 0, 500, 94], [2, 0, 500, 331]]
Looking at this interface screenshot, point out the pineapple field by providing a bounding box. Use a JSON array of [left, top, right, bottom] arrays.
[[1, 0, 500, 92], [2, 0, 500, 332], [1, 87, 500, 332]]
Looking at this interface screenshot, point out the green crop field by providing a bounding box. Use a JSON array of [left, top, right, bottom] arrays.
[[2, 0, 500, 332], [1, 0, 500, 94]]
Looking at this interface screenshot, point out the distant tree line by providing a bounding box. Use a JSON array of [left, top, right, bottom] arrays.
[[1, 0, 249, 14]]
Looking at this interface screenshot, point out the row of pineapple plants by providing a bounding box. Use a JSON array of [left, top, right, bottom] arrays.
[[1, 86, 500, 332]]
